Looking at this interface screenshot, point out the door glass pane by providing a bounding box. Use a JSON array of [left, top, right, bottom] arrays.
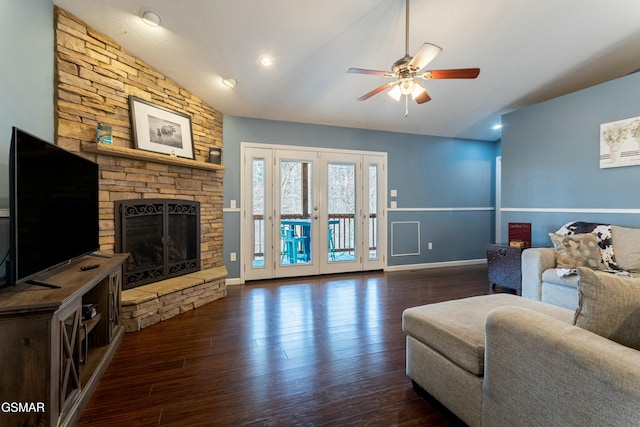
[[368, 164, 378, 260], [252, 158, 265, 268], [280, 160, 312, 265], [327, 162, 356, 262]]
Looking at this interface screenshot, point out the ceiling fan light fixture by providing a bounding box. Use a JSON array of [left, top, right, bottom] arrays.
[[399, 79, 415, 96], [411, 84, 426, 100], [388, 85, 402, 101]]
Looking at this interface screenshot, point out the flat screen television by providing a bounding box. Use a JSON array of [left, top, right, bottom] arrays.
[[5, 127, 99, 287]]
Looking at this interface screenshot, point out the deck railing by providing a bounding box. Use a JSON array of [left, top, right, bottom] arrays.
[[252, 213, 377, 259]]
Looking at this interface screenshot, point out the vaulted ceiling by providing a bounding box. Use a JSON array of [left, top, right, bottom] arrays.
[[53, 0, 640, 141]]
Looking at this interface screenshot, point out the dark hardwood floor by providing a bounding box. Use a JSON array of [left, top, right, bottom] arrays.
[[79, 264, 494, 426]]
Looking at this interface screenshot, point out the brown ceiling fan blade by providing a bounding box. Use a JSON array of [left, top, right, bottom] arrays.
[[357, 82, 395, 101], [421, 68, 480, 79], [415, 90, 431, 104], [408, 43, 442, 71], [414, 84, 431, 104], [346, 68, 393, 77]]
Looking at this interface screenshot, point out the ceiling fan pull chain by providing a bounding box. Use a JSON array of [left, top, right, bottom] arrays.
[[405, 95, 409, 117]]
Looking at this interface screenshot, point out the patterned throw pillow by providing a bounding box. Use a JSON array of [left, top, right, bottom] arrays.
[[549, 233, 603, 270], [556, 221, 620, 270], [575, 267, 640, 350]]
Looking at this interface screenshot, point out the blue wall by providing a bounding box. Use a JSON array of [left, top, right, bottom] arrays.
[[222, 116, 497, 279], [501, 71, 640, 246], [0, 0, 54, 207], [0, 0, 54, 280]]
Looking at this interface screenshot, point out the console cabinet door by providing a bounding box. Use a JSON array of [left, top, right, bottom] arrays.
[[0, 313, 52, 427], [109, 269, 122, 340], [56, 299, 82, 422]]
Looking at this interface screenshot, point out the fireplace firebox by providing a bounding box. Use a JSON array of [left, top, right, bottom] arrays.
[[115, 199, 200, 290]]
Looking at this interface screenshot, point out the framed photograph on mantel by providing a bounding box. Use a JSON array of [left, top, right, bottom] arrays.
[[129, 96, 195, 159]]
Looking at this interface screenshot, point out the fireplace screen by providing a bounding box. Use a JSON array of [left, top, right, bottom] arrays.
[[115, 199, 200, 289]]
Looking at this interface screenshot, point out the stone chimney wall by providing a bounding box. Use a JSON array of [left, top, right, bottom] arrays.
[[53, 7, 224, 271]]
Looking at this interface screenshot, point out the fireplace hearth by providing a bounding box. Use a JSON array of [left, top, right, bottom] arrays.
[[115, 199, 201, 290]]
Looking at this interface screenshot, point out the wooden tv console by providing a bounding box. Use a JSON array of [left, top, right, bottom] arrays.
[[0, 254, 127, 427]]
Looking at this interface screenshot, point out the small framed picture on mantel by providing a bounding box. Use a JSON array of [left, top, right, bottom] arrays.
[[129, 96, 195, 159]]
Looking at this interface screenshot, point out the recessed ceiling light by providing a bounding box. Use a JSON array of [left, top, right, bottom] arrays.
[[257, 55, 274, 67], [139, 9, 162, 27], [492, 124, 503, 130], [221, 77, 237, 88]]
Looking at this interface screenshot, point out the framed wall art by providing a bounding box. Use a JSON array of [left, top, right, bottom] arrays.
[[600, 116, 640, 169], [129, 96, 195, 159]]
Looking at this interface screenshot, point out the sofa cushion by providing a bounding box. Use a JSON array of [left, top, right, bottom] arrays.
[[575, 267, 640, 350], [611, 225, 640, 272], [549, 232, 603, 270], [541, 268, 580, 289], [402, 294, 573, 376]]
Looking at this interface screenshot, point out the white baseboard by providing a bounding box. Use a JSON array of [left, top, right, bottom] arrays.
[[224, 258, 487, 283], [225, 277, 243, 286], [384, 258, 486, 272]]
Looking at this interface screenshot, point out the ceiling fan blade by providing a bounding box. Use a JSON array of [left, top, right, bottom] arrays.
[[421, 68, 480, 79], [357, 82, 396, 101], [415, 90, 431, 104], [408, 43, 443, 71], [413, 82, 431, 104], [346, 68, 393, 77]]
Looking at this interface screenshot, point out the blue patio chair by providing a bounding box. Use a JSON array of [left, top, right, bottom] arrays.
[[328, 228, 336, 260], [281, 226, 307, 263]]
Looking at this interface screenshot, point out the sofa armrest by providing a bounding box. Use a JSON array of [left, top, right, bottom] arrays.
[[483, 306, 640, 427], [521, 247, 555, 301]]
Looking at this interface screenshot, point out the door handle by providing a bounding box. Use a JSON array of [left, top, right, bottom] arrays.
[[313, 215, 319, 220]]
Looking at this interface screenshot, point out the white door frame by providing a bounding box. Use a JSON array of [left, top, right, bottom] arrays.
[[495, 156, 501, 243], [241, 146, 274, 281], [274, 149, 320, 278], [318, 152, 362, 275], [363, 154, 387, 271], [241, 143, 387, 282]]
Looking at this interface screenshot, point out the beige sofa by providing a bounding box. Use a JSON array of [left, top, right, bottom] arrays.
[[403, 268, 640, 426], [483, 303, 640, 426], [522, 223, 640, 310], [521, 247, 579, 309]]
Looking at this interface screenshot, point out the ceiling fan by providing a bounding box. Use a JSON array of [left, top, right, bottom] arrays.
[[347, 0, 480, 110]]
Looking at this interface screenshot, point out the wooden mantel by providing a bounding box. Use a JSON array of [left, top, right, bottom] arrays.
[[81, 141, 225, 171]]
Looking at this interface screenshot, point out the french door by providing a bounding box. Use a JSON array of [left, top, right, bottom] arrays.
[[241, 144, 386, 281]]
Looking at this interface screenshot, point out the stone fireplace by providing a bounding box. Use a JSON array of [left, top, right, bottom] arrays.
[[115, 198, 201, 290], [80, 143, 227, 331], [53, 8, 227, 331]]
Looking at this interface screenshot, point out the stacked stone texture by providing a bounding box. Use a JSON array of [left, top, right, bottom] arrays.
[[120, 270, 227, 332], [53, 7, 224, 272]]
